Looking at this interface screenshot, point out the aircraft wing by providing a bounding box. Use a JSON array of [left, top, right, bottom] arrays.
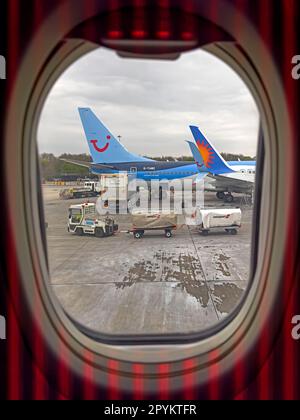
[[60, 158, 117, 170], [211, 173, 254, 192]]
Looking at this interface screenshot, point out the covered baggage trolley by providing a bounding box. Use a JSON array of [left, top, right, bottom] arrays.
[[129, 211, 178, 239]]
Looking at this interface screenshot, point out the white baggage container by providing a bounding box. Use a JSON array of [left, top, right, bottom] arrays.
[[185, 208, 242, 235]]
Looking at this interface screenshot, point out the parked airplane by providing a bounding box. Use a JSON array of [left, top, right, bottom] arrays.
[[64, 108, 255, 201], [63, 108, 206, 183], [188, 125, 256, 202]]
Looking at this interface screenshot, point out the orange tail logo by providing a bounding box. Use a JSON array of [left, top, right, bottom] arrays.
[[196, 140, 214, 168]]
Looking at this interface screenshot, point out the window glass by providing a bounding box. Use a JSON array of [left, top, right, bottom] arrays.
[[38, 47, 259, 337]]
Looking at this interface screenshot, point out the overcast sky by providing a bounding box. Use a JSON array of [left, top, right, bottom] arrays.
[[38, 47, 259, 158]]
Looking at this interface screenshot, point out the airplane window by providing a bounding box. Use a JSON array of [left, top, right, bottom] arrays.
[[38, 46, 259, 339]]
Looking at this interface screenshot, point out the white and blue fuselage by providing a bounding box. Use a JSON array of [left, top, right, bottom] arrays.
[[90, 160, 256, 181], [74, 108, 256, 192]]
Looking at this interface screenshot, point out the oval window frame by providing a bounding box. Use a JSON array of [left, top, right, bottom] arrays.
[[3, 0, 293, 393]]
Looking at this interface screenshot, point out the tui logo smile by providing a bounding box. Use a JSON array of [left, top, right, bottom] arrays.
[[196, 160, 204, 169], [90, 135, 110, 153]]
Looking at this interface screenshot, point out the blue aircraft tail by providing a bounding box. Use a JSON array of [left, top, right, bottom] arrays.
[[186, 141, 205, 171], [78, 108, 152, 164], [189, 125, 234, 174]]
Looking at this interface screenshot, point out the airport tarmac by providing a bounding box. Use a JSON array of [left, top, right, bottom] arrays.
[[43, 185, 253, 336]]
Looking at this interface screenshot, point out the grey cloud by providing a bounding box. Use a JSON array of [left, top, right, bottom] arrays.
[[38, 47, 259, 157]]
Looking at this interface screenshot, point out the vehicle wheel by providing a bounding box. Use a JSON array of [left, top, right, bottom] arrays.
[[230, 229, 238, 235], [216, 192, 225, 200], [95, 227, 105, 238], [76, 228, 84, 236], [165, 230, 172, 238], [134, 231, 142, 239], [224, 194, 234, 203]]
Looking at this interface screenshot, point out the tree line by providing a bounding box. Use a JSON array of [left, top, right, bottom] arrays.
[[39, 153, 92, 180], [40, 152, 256, 180]]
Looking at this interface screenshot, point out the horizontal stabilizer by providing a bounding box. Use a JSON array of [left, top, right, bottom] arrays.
[[60, 158, 116, 170]]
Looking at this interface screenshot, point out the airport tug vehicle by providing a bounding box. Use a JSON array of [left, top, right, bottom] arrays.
[[186, 208, 242, 235], [68, 203, 118, 237]]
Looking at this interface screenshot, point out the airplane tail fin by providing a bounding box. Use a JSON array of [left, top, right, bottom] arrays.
[[189, 125, 234, 174], [78, 108, 152, 164], [186, 141, 205, 171]]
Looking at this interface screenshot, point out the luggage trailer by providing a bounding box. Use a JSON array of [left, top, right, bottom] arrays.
[[126, 212, 178, 239]]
